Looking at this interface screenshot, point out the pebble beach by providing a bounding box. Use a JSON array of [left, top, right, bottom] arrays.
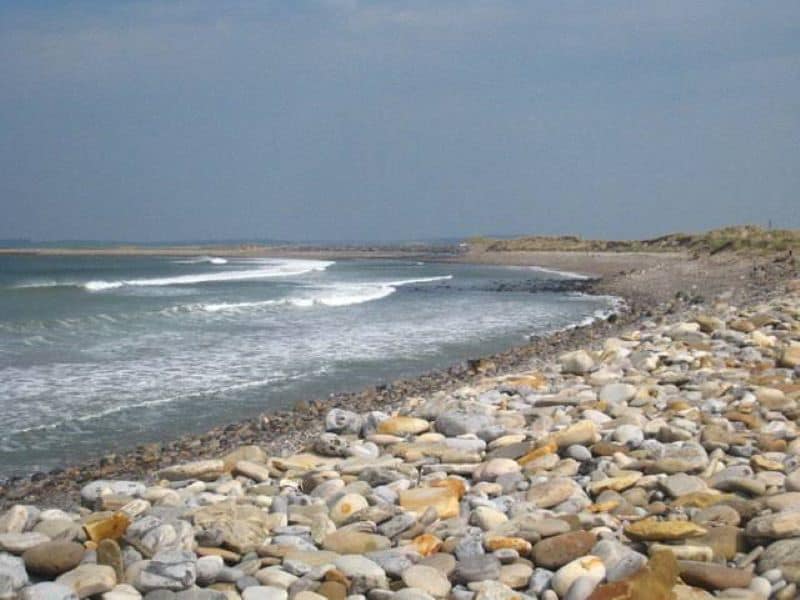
[[2, 252, 800, 600]]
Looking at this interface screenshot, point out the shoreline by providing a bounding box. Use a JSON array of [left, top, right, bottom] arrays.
[[0, 250, 795, 509]]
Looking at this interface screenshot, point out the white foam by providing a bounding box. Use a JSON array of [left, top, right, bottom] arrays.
[[177, 275, 454, 314], [172, 256, 229, 265], [84, 280, 124, 291], [526, 265, 591, 280], [8, 376, 286, 434], [383, 275, 453, 286], [10, 260, 332, 292], [11, 280, 61, 289], [89, 259, 333, 290]]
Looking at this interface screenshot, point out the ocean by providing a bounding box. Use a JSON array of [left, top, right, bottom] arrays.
[[0, 255, 617, 478]]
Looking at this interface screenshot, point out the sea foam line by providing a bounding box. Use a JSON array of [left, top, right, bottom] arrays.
[[7, 376, 290, 435], [171, 256, 229, 265], [11, 259, 334, 292], [174, 275, 454, 314], [526, 265, 592, 280]]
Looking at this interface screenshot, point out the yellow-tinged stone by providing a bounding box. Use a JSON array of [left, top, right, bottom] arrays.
[[672, 492, 735, 509], [729, 319, 755, 333], [667, 400, 691, 411], [517, 439, 557, 466], [484, 535, 532, 555], [505, 373, 548, 390], [624, 519, 707, 542], [430, 478, 467, 499], [389, 442, 480, 462], [778, 344, 800, 369], [271, 453, 338, 471], [196, 546, 242, 563], [377, 416, 430, 435], [589, 500, 621, 513], [552, 420, 598, 448], [410, 534, 443, 557], [400, 486, 460, 519], [752, 330, 776, 348], [83, 512, 130, 543], [221, 445, 267, 471], [751, 454, 784, 472], [588, 472, 642, 495]]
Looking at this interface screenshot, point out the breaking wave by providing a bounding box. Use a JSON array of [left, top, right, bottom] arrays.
[[172, 256, 228, 265], [174, 275, 454, 314], [12, 259, 334, 292]]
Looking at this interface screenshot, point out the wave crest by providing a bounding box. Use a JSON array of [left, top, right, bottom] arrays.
[[175, 274, 454, 314], [12, 259, 334, 291]]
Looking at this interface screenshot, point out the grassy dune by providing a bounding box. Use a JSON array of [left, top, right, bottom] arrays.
[[471, 225, 800, 255]]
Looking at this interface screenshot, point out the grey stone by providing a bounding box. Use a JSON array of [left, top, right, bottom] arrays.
[[195, 556, 224, 586], [592, 540, 647, 583], [313, 434, 349, 458], [0, 553, 29, 600], [377, 513, 416, 539], [20, 582, 78, 600], [134, 550, 196, 593], [758, 539, 800, 583], [566, 446, 592, 462], [365, 549, 419, 579], [528, 568, 555, 596], [175, 591, 227, 600], [453, 556, 501, 584], [332, 556, 387, 594], [80, 481, 146, 506], [434, 411, 494, 437], [325, 409, 363, 435], [241, 588, 286, 600]]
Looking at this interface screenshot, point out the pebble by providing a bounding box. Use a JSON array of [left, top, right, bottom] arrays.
[[55, 564, 117, 598], [401, 565, 451, 598], [332, 556, 388, 594], [532, 531, 596, 569], [0, 553, 29, 598], [551, 556, 605, 597], [20, 582, 78, 600], [22, 541, 85, 576]]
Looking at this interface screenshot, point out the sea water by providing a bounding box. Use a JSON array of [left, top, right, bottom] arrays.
[[0, 255, 616, 477]]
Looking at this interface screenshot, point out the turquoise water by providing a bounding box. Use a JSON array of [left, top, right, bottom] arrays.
[[0, 255, 615, 477]]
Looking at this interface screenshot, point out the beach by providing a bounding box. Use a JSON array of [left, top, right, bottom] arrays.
[[0, 247, 798, 600], [0, 249, 792, 507]]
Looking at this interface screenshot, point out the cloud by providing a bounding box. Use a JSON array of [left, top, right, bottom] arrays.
[[1, 1, 798, 241]]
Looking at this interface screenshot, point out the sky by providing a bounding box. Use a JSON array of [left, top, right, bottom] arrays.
[[1, 1, 799, 243]]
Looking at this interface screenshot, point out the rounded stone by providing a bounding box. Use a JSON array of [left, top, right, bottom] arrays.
[[499, 563, 533, 589], [23, 541, 85, 577], [401, 565, 451, 598], [241, 587, 287, 600], [20, 582, 78, 600], [566, 445, 592, 462], [474, 459, 521, 482], [551, 556, 606, 598], [613, 425, 644, 447], [329, 494, 369, 525], [533, 531, 596, 570], [564, 574, 602, 600]]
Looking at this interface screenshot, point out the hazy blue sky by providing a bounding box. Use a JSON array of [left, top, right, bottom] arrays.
[[2, 1, 798, 242]]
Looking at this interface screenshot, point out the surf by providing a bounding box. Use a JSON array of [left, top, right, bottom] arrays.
[[11, 259, 334, 291], [178, 274, 455, 314]]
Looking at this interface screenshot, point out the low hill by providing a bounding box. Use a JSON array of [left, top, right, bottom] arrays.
[[470, 225, 800, 255]]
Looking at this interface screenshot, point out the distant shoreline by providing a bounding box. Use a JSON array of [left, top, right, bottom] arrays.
[[0, 244, 461, 261]]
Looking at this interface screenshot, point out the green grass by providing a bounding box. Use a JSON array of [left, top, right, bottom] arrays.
[[471, 225, 800, 255]]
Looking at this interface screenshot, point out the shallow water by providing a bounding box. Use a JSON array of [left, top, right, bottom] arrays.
[[0, 255, 616, 477]]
